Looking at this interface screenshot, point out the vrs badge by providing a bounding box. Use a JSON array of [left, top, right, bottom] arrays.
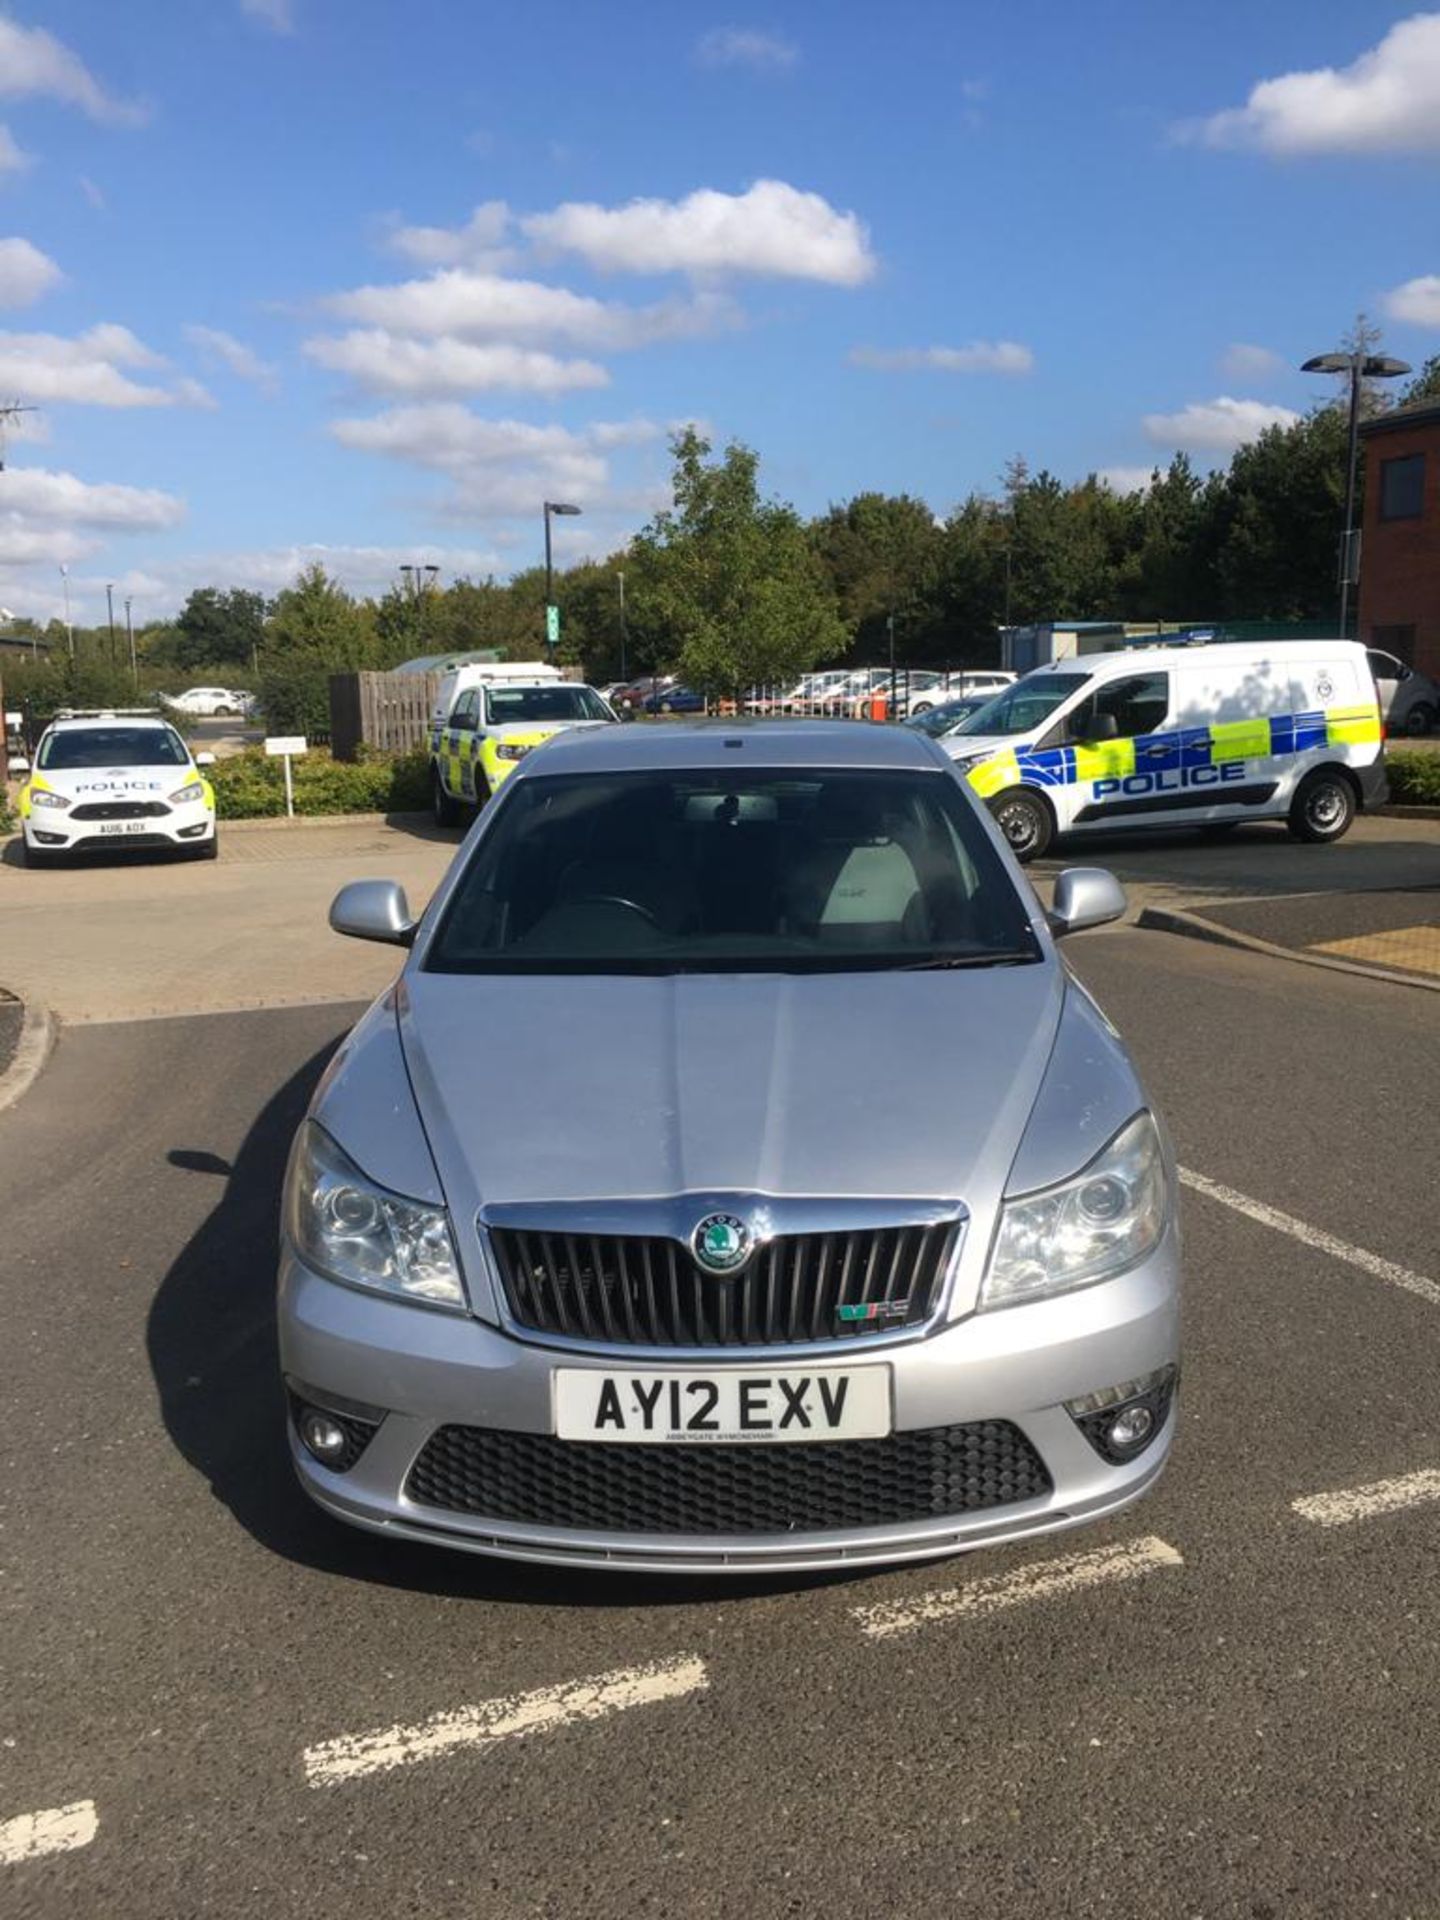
[[691, 1212, 751, 1274]]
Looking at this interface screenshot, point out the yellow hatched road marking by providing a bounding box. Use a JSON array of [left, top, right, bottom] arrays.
[[1311, 926, 1440, 977]]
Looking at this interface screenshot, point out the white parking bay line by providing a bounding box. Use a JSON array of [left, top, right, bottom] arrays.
[[1294, 1468, 1440, 1529], [304, 1654, 708, 1789], [0, 1801, 98, 1867], [851, 1536, 1183, 1642], [1178, 1168, 1440, 1310]]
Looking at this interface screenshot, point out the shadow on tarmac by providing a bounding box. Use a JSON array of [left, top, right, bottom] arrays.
[[146, 1036, 855, 1610]]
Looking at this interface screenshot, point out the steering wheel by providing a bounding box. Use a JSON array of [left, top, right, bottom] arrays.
[[572, 893, 661, 927]]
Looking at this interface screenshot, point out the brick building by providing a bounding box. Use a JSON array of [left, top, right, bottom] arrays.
[[1357, 401, 1440, 679]]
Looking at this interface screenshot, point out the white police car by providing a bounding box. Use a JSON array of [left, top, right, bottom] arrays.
[[16, 709, 218, 868]]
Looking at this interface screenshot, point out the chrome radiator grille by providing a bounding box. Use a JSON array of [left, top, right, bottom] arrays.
[[487, 1220, 959, 1349]]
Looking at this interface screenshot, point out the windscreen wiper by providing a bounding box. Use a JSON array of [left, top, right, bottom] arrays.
[[899, 948, 1040, 970]]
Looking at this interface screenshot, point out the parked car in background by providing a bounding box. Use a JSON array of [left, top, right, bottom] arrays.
[[642, 684, 706, 714], [1367, 649, 1437, 736], [611, 675, 676, 715], [162, 686, 250, 719]]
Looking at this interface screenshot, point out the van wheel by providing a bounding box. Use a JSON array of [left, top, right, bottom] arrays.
[[432, 767, 461, 827], [1404, 703, 1435, 737], [1288, 768, 1356, 844], [988, 788, 1053, 863]]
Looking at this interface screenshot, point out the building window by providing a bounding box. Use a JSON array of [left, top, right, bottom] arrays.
[[1379, 454, 1425, 521]]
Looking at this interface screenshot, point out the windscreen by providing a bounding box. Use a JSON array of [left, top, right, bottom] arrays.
[[911, 699, 986, 737], [428, 767, 1041, 975], [484, 685, 611, 725], [39, 726, 190, 769], [951, 673, 1090, 738]]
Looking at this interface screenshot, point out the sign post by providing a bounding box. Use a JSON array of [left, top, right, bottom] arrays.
[[545, 604, 561, 648], [264, 735, 308, 819]]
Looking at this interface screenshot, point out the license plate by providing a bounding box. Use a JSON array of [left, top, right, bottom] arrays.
[[96, 821, 153, 836], [554, 1366, 891, 1445]]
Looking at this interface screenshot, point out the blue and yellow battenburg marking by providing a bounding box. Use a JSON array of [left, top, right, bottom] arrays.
[[965, 704, 1380, 802]]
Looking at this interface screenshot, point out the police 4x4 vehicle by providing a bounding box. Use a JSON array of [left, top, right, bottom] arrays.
[[945, 639, 1385, 861], [429, 678, 616, 824], [16, 709, 217, 868]]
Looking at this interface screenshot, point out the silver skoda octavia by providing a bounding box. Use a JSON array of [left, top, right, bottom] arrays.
[[279, 720, 1180, 1574]]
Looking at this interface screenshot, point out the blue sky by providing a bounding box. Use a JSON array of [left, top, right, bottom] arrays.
[[2, 0, 1439, 626]]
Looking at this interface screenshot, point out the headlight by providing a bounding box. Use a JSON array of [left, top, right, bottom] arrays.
[[980, 1112, 1167, 1311], [494, 742, 529, 761], [284, 1122, 465, 1311], [30, 788, 70, 810], [169, 780, 205, 804]]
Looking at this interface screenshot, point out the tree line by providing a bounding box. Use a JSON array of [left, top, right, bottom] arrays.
[[6, 352, 1437, 733]]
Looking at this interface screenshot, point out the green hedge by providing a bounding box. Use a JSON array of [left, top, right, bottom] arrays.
[[1386, 749, 1440, 807], [208, 746, 430, 819]]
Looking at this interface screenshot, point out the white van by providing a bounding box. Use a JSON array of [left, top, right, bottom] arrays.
[[428, 676, 616, 823], [943, 639, 1385, 861], [428, 659, 563, 732]]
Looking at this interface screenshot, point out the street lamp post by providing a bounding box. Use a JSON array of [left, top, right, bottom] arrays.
[[59, 564, 73, 657], [1301, 348, 1411, 639], [542, 500, 581, 648], [124, 596, 136, 685], [617, 568, 628, 680], [106, 583, 116, 665]]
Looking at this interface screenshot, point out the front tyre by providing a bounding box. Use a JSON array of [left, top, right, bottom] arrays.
[[1404, 703, 1435, 738], [1288, 767, 1356, 844], [988, 787, 1053, 863], [432, 766, 462, 828]]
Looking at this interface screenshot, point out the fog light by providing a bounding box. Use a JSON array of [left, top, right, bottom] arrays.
[[300, 1410, 349, 1463], [1107, 1404, 1154, 1450]]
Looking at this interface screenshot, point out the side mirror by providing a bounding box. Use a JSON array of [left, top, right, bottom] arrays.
[[330, 879, 417, 947], [1075, 712, 1119, 742], [194, 751, 216, 767], [1047, 867, 1127, 938]]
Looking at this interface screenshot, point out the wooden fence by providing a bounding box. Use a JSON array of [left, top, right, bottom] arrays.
[[330, 671, 441, 761]]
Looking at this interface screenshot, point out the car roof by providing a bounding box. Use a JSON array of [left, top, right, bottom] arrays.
[[516, 718, 945, 779], [48, 711, 170, 731], [1038, 639, 1361, 678]]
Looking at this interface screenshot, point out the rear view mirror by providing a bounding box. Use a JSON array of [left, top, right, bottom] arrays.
[[330, 879, 418, 947], [1048, 868, 1127, 938]]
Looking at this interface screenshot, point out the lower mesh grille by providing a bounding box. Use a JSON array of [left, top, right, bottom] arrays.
[[405, 1421, 1051, 1535]]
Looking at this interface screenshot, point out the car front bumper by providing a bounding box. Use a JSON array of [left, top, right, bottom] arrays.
[[279, 1227, 1181, 1575], [23, 802, 215, 853]]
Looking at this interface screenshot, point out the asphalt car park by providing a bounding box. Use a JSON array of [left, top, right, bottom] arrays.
[[2, 849, 1438, 1914]]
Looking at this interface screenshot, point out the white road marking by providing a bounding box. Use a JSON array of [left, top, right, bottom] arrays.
[[304, 1654, 708, 1788], [851, 1535, 1183, 1641], [1293, 1469, 1440, 1529], [0, 1801, 98, 1867], [1179, 1167, 1440, 1309]]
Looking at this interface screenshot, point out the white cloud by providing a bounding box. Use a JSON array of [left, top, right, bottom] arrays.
[[0, 17, 147, 127], [324, 267, 737, 350], [523, 180, 875, 284], [1097, 466, 1156, 496], [0, 125, 32, 179], [79, 175, 107, 211], [330, 405, 663, 518], [0, 464, 185, 578], [386, 201, 515, 270], [241, 0, 295, 32], [304, 328, 609, 397], [0, 324, 212, 408], [183, 323, 279, 391], [695, 28, 798, 72], [1219, 342, 1285, 385], [1383, 274, 1440, 327], [0, 236, 62, 308], [1142, 396, 1300, 454], [1190, 14, 1440, 155], [849, 341, 1033, 375], [0, 466, 185, 530]]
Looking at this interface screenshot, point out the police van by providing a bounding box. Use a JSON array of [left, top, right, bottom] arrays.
[[16, 708, 218, 868], [943, 639, 1385, 861], [428, 668, 616, 824]]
